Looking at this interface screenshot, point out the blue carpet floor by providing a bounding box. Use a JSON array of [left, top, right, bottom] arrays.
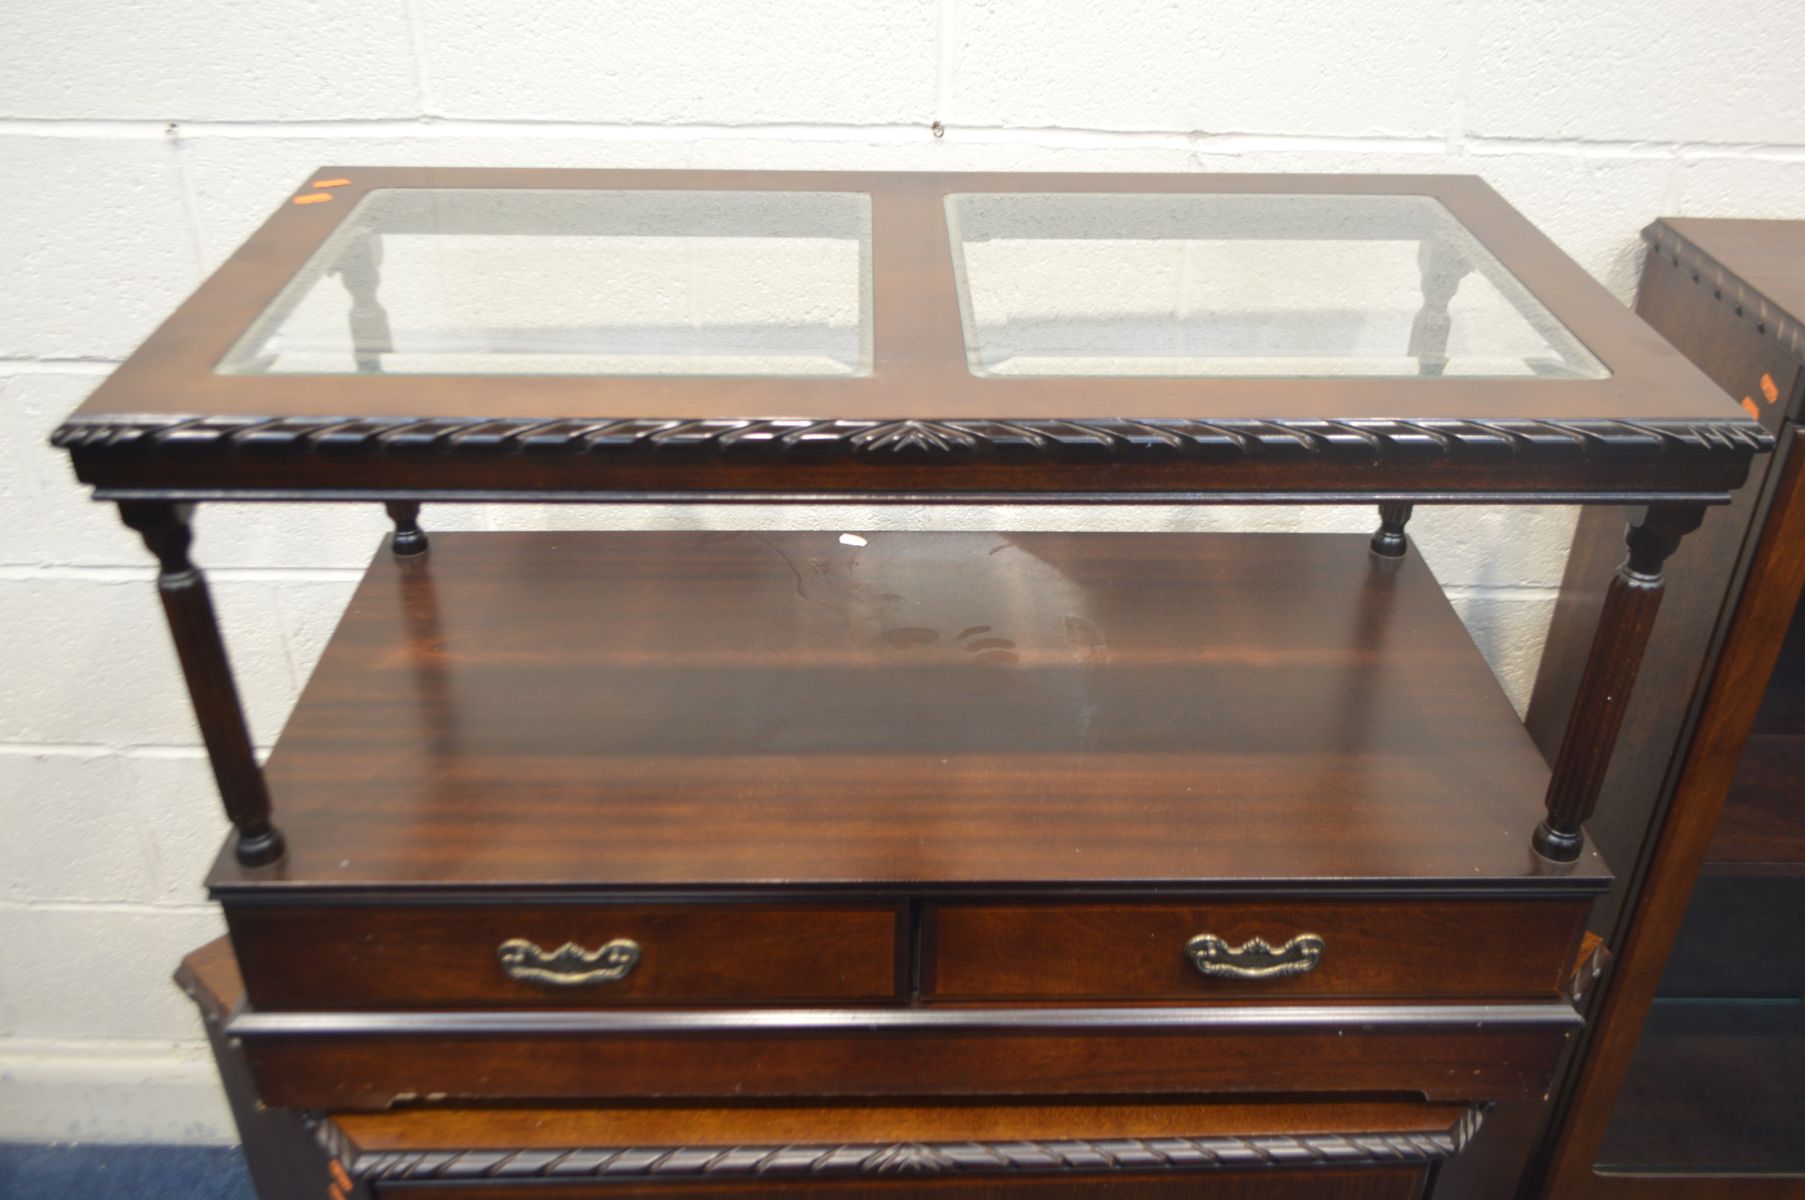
[[0, 1143, 255, 1199]]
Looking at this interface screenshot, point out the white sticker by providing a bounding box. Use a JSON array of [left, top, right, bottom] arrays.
[[839, 533, 868, 547]]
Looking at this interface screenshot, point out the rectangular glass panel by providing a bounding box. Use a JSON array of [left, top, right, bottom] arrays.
[[945, 192, 1607, 379], [1594, 597, 1805, 1177], [220, 189, 872, 377]]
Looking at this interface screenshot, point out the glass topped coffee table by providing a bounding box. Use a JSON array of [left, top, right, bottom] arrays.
[[51, 169, 1772, 1198], [60, 169, 1756, 501]]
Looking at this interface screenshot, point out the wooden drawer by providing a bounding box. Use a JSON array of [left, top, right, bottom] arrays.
[[923, 899, 1588, 1002], [226, 902, 906, 1009], [237, 1006, 1574, 1107]]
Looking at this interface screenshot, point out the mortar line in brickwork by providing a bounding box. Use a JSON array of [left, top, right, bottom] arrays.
[[0, 898, 222, 917], [1465, 135, 1805, 162], [0, 1037, 220, 1057], [6, 117, 1805, 160], [0, 356, 121, 372], [0, 742, 211, 759], [0, 744, 272, 764], [0, 562, 1551, 596], [1442, 584, 1561, 601], [164, 125, 211, 288], [1446, 0, 1478, 155], [0, 564, 366, 583], [398, 0, 435, 118], [933, 0, 956, 124]]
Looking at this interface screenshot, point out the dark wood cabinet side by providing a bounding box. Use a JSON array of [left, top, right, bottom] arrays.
[[1522, 237, 1805, 1196]]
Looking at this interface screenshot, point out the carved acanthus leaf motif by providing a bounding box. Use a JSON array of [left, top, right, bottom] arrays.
[[864, 1142, 959, 1172], [847, 420, 984, 456]]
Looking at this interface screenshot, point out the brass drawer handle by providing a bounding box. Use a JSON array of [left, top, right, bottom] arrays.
[[497, 938, 641, 986], [1186, 933, 1325, 980]]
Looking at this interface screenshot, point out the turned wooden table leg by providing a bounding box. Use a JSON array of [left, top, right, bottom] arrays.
[[1407, 237, 1470, 378], [118, 501, 284, 867], [1371, 503, 1415, 557], [385, 500, 428, 557], [335, 229, 391, 375], [1534, 502, 1706, 862]]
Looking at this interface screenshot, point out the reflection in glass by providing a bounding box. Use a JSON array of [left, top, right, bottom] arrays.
[[1594, 598, 1805, 1176], [220, 189, 873, 377], [945, 192, 1607, 379]]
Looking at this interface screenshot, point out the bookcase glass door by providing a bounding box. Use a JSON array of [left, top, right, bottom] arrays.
[[1593, 597, 1805, 1176]]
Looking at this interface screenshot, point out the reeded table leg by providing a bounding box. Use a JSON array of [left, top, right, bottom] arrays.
[[1535, 503, 1706, 861], [118, 501, 284, 866]]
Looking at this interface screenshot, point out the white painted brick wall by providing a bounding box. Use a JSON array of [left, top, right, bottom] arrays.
[[2, 0, 1802, 1143], [0, 1, 419, 120], [413, 0, 942, 125], [947, 2, 1465, 135]]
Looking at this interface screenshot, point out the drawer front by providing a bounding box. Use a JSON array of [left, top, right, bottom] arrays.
[[924, 899, 1587, 1001], [242, 1017, 1571, 1107], [373, 1166, 1429, 1198], [228, 902, 906, 1009]]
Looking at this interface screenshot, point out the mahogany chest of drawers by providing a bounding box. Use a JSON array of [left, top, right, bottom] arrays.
[[52, 168, 1766, 1197]]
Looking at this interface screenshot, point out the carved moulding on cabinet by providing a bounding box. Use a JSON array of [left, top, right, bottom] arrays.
[[1643, 222, 1805, 365], [311, 1106, 1488, 1185]]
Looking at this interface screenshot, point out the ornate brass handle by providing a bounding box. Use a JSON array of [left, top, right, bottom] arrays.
[[497, 938, 641, 986], [1185, 933, 1325, 980]]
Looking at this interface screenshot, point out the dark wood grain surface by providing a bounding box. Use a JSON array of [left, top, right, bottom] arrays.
[[1654, 218, 1805, 358], [228, 902, 907, 1009], [176, 939, 339, 1200], [208, 530, 1606, 894], [1709, 588, 1805, 864], [176, 936, 245, 1023], [1532, 503, 1704, 862], [120, 501, 284, 864], [1591, 998, 1805, 1176], [1653, 875, 1805, 996], [923, 898, 1588, 1001], [237, 1015, 1572, 1107], [178, 936, 1455, 1200], [1749, 593, 1805, 733], [336, 1097, 1467, 1150], [1705, 735, 1805, 864]]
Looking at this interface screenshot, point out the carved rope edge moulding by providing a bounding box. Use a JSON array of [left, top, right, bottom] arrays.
[[314, 1105, 1487, 1181], [54, 416, 1771, 463]]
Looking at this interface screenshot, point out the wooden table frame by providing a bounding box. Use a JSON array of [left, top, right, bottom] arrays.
[[52, 169, 1767, 881], [57, 168, 1760, 504]]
